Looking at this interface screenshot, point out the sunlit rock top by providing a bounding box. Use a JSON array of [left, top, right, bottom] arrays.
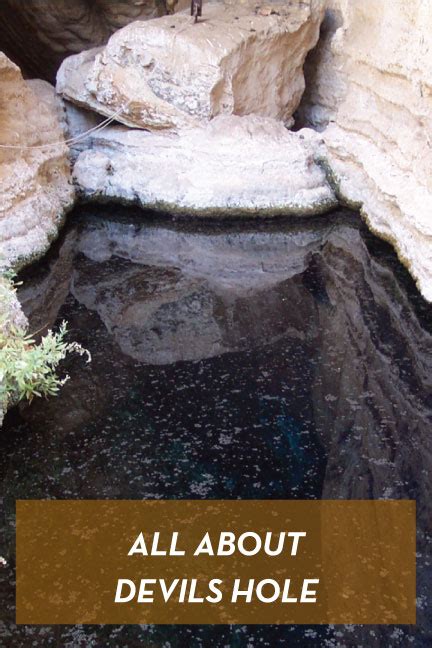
[[57, 0, 325, 131]]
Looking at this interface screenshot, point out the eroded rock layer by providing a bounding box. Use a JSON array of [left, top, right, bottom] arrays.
[[0, 53, 74, 269], [67, 107, 337, 216], [299, 0, 432, 301]]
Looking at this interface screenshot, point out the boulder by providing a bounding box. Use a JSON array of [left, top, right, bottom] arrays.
[[57, 0, 325, 131], [0, 53, 74, 268], [67, 107, 337, 216]]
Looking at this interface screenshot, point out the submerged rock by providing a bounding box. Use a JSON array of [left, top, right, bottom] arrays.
[[57, 0, 325, 131], [68, 109, 337, 216], [67, 218, 326, 364], [0, 53, 74, 269]]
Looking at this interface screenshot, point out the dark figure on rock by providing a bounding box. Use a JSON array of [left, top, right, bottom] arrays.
[[191, 0, 203, 23]]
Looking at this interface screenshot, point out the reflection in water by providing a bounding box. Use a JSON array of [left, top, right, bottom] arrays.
[[1, 207, 432, 646]]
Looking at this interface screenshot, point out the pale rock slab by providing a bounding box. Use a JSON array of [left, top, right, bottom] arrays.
[[68, 108, 337, 216], [299, 0, 432, 301], [57, 0, 325, 132], [0, 53, 74, 269]]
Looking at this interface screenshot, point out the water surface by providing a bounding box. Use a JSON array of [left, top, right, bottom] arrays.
[[1, 207, 431, 646]]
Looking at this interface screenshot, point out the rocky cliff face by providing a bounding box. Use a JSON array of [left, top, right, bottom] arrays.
[[0, 53, 74, 423], [0, 0, 431, 304], [299, 0, 432, 302], [0, 54, 74, 269]]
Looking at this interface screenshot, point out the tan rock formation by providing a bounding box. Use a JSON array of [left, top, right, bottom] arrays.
[[67, 107, 337, 216], [299, 0, 432, 301], [57, 0, 325, 131], [0, 53, 74, 269], [0, 54, 75, 423]]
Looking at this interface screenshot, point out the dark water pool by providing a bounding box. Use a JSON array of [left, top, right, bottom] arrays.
[[1, 206, 432, 646]]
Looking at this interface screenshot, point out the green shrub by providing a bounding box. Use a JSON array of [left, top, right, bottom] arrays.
[[0, 272, 90, 412]]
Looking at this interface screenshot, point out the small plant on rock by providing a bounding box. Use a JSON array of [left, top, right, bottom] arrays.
[[0, 271, 90, 416]]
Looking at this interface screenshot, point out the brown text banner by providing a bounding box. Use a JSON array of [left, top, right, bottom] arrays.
[[16, 500, 415, 625]]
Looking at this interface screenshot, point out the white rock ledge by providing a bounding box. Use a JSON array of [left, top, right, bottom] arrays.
[[70, 112, 337, 217]]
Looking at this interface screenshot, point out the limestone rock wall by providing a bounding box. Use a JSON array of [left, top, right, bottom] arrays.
[[0, 53, 75, 425], [299, 0, 432, 301], [2, 0, 431, 304], [0, 53, 74, 269]]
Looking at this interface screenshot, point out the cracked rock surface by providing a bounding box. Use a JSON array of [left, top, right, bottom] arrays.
[[57, 0, 325, 131], [67, 105, 337, 216]]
